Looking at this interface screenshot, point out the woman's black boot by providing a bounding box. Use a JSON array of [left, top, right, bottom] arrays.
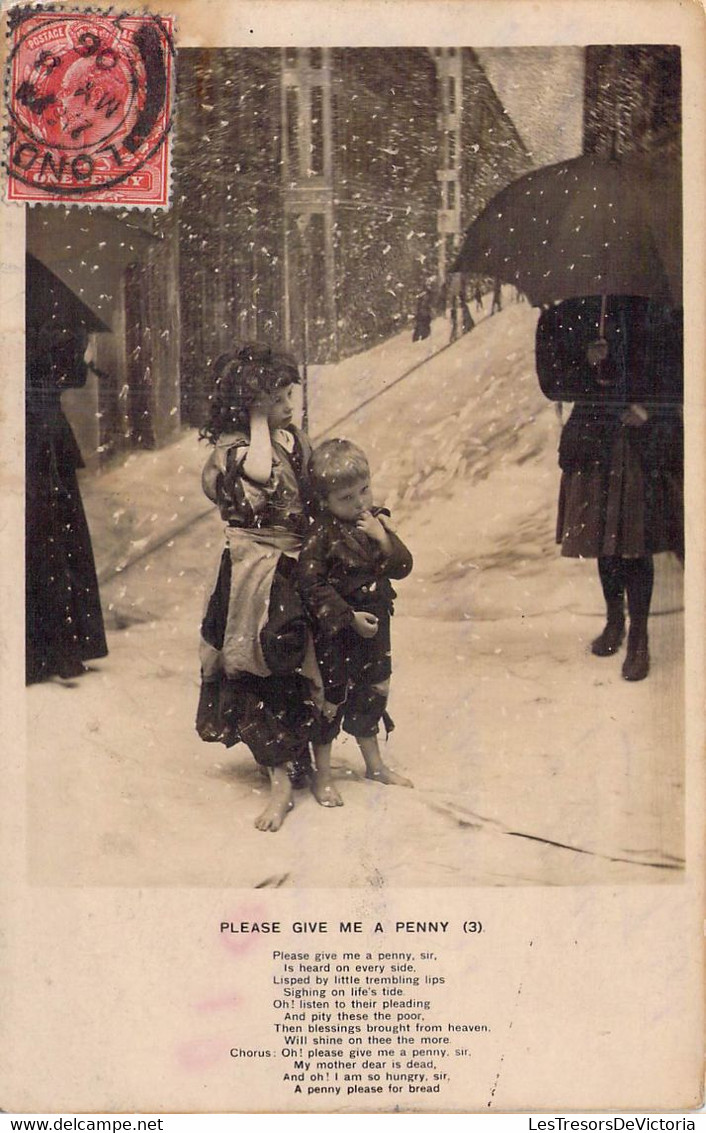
[[592, 558, 626, 655], [621, 557, 654, 681], [622, 629, 650, 681], [591, 599, 626, 656]]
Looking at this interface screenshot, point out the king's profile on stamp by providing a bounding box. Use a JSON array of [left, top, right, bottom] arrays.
[[6, 8, 174, 207]]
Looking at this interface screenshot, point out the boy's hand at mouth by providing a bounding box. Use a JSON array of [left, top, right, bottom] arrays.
[[356, 510, 387, 542], [352, 611, 379, 638]]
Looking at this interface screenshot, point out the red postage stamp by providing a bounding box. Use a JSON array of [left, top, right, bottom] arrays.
[[5, 7, 175, 207]]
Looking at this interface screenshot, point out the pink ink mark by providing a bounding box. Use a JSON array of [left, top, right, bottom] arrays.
[[175, 1034, 229, 1073], [194, 992, 240, 1014], [218, 903, 274, 957]]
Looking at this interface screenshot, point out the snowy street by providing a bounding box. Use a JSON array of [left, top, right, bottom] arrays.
[[27, 296, 685, 888]]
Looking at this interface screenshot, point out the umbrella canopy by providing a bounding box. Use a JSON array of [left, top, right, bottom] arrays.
[[453, 149, 682, 307], [26, 254, 112, 400], [26, 254, 111, 335]]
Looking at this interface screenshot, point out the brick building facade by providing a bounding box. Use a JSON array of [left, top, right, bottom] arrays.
[[435, 48, 533, 281], [282, 48, 440, 364], [176, 46, 532, 423], [583, 45, 681, 156], [175, 49, 287, 427], [27, 48, 543, 459]]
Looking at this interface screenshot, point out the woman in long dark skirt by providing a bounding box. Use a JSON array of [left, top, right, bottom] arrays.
[[26, 324, 108, 683], [539, 295, 684, 683], [556, 400, 683, 680]]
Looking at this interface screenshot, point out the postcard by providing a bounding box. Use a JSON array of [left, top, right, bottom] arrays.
[[0, 0, 703, 1114]]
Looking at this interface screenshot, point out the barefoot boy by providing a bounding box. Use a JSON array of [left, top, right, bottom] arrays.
[[298, 439, 414, 805]]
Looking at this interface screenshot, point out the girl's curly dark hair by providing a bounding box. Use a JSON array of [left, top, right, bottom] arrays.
[[199, 343, 301, 445]]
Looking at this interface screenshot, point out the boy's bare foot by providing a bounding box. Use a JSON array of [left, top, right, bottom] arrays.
[[358, 736, 413, 788], [311, 772, 344, 807], [365, 763, 413, 788], [255, 768, 294, 831]]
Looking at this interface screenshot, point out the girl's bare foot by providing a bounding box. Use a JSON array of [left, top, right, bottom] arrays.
[[365, 762, 413, 788], [311, 772, 344, 807], [311, 743, 343, 806], [255, 797, 294, 831], [255, 767, 294, 831]]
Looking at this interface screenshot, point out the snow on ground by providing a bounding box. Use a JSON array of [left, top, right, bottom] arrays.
[[27, 293, 685, 887]]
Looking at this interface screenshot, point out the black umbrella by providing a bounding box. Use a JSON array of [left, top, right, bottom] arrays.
[[26, 254, 112, 401], [453, 148, 682, 307], [26, 254, 111, 335]]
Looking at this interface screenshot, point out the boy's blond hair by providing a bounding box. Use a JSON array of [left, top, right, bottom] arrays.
[[309, 438, 370, 499]]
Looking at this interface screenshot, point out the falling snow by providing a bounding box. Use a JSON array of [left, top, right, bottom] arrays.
[[24, 46, 684, 888]]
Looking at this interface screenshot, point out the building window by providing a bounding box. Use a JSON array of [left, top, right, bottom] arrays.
[[309, 47, 323, 68], [448, 77, 456, 114], [310, 86, 324, 174], [286, 87, 299, 175], [447, 131, 456, 167], [447, 180, 456, 209], [284, 47, 298, 67]]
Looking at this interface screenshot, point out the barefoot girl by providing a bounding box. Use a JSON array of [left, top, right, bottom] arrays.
[[196, 344, 320, 831], [298, 439, 414, 805]]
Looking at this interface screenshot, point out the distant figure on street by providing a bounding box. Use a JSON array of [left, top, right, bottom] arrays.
[[490, 279, 503, 315], [412, 289, 432, 341], [447, 271, 471, 343], [473, 282, 484, 312], [460, 294, 474, 334], [449, 296, 459, 343]]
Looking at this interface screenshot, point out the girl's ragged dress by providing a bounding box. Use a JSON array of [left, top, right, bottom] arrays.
[[195, 424, 322, 770]]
